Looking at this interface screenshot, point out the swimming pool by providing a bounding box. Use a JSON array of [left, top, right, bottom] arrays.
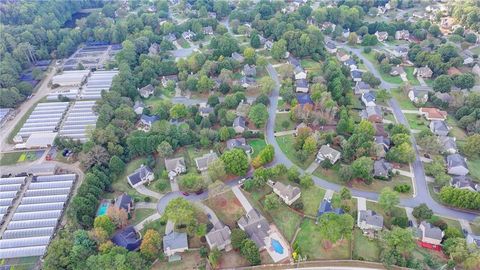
[[271, 238, 284, 254], [97, 202, 109, 216]]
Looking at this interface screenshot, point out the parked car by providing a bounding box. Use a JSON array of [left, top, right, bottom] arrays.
[[195, 189, 204, 195], [408, 220, 413, 227], [182, 191, 190, 196]]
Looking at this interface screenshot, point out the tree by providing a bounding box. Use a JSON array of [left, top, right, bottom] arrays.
[[339, 165, 354, 182], [250, 33, 261, 48], [362, 72, 381, 88], [300, 174, 314, 188], [259, 76, 275, 95], [264, 193, 281, 210], [271, 39, 287, 60], [109, 156, 125, 176], [197, 75, 215, 93], [252, 145, 274, 168], [240, 239, 261, 265], [348, 32, 358, 45], [243, 47, 256, 64], [433, 75, 453, 93], [340, 187, 351, 200], [140, 229, 162, 260], [180, 173, 204, 192], [93, 216, 115, 236], [412, 203, 433, 221], [463, 134, 480, 158], [386, 142, 415, 164], [170, 104, 188, 119], [208, 248, 221, 268], [351, 157, 374, 183], [439, 186, 480, 210], [382, 227, 416, 254], [208, 159, 226, 181], [163, 197, 195, 225], [231, 228, 248, 250], [156, 141, 173, 158], [454, 73, 475, 89], [317, 213, 354, 244], [248, 103, 268, 127], [221, 148, 249, 176], [106, 207, 128, 228], [378, 188, 399, 215]]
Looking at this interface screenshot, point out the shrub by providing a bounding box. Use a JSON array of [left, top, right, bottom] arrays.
[[144, 196, 151, 202], [292, 201, 304, 211], [392, 216, 409, 228], [363, 47, 372, 53], [393, 184, 411, 193]]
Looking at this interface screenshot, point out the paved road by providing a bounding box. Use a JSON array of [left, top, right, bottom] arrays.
[[265, 62, 478, 221]]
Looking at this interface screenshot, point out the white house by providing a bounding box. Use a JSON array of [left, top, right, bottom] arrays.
[[316, 144, 341, 164], [165, 157, 187, 179]]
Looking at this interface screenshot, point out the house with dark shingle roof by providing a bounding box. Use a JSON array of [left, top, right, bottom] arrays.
[[231, 52, 244, 63], [373, 159, 392, 179], [242, 64, 257, 77], [233, 116, 247, 133], [438, 136, 457, 154], [127, 165, 154, 187], [374, 136, 391, 158], [111, 226, 141, 251], [450, 175, 479, 192], [114, 193, 134, 215], [165, 157, 186, 179], [325, 42, 337, 54], [206, 222, 232, 251], [408, 86, 430, 104], [351, 70, 363, 82], [226, 137, 252, 153], [357, 210, 383, 232], [318, 199, 343, 216], [354, 81, 372, 95], [361, 91, 376, 107], [138, 84, 155, 98], [446, 154, 469, 176], [238, 209, 270, 249], [139, 114, 159, 130], [288, 55, 301, 67]]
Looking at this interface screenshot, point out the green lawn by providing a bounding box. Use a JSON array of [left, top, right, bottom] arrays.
[[467, 158, 480, 181], [446, 116, 467, 140], [248, 139, 266, 158], [294, 219, 351, 260], [0, 151, 39, 166], [313, 163, 342, 185], [366, 201, 407, 229], [177, 38, 191, 48], [132, 208, 156, 225], [268, 204, 303, 242], [391, 88, 417, 110], [145, 97, 165, 112], [302, 186, 326, 217], [404, 113, 429, 131], [383, 111, 396, 123], [300, 59, 322, 76], [352, 229, 381, 262], [404, 67, 420, 86], [274, 113, 295, 132], [111, 157, 157, 202], [140, 219, 166, 236], [362, 52, 402, 84], [350, 174, 413, 198], [276, 135, 315, 169], [471, 222, 480, 234]]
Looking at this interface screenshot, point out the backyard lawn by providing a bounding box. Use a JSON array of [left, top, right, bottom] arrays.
[[248, 139, 266, 158], [205, 190, 245, 228], [275, 113, 295, 132], [268, 204, 303, 242], [302, 186, 326, 217], [446, 116, 467, 141], [352, 229, 381, 262], [467, 158, 480, 181], [177, 38, 191, 48], [391, 88, 417, 110], [366, 201, 407, 229], [404, 113, 429, 132], [152, 251, 203, 270], [294, 219, 351, 260], [276, 135, 315, 169], [404, 67, 420, 86], [132, 208, 156, 225]]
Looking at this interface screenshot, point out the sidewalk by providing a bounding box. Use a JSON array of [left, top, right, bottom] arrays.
[[274, 130, 296, 136]]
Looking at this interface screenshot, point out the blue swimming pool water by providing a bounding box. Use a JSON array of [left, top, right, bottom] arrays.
[[271, 238, 284, 254], [97, 202, 109, 216]]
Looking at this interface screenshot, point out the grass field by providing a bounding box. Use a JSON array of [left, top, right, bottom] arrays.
[[132, 208, 156, 225], [152, 251, 204, 270], [350, 174, 413, 198], [0, 151, 39, 166], [352, 229, 381, 262], [446, 116, 467, 141], [302, 186, 326, 217], [248, 139, 267, 158], [205, 190, 245, 228], [467, 158, 480, 181], [276, 135, 315, 169], [294, 219, 351, 260], [404, 113, 429, 131], [366, 201, 407, 229], [404, 67, 420, 86], [313, 163, 342, 185], [177, 38, 191, 48], [275, 113, 295, 132], [391, 88, 417, 110]]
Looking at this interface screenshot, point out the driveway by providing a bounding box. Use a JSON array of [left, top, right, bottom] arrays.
[[231, 186, 253, 213], [134, 184, 163, 200]]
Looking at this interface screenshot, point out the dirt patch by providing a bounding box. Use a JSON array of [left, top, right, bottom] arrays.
[[205, 190, 245, 228]]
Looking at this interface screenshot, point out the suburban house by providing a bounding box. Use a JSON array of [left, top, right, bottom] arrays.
[[206, 222, 232, 251], [392, 47, 408, 58], [295, 79, 309, 93], [127, 165, 154, 188], [296, 93, 314, 106], [438, 136, 457, 154], [240, 76, 256, 88], [354, 81, 372, 95], [203, 26, 214, 35], [344, 58, 357, 71], [226, 137, 252, 153], [429, 120, 450, 136], [233, 116, 247, 133], [236, 101, 251, 117], [242, 64, 257, 77], [238, 208, 270, 249], [450, 175, 479, 192], [138, 84, 155, 98], [374, 136, 391, 158], [446, 154, 469, 176], [194, 151, 218, 172], [288, 55, 301, 67], [351, 70, 363, 82], [357, 210, 383, 232], [390, 66, 405, 76], [269, 180, 301, 205], [375, 31, 389, 42], [198, 106, 214, 117], [139, 114, 159, 131], [182, 30, 196, 40], [232, 52, 245, 63], [161, 75, 178, 87], [114, 193, 134, 215], [361, 106, 383, 123], [318, 199, 343, 216], [325, 42, 337, 54], [264, 40, 273, 50], [111, 226, 142, 251], [294, 66, 307, 80], [133, 100, 144, 115], [361, 91, 376, 107], [373, 159, 392, 179], [336, 51, 350, 62], [316, 144, 341, 164], [165, 157, 187, 179], [321, 22, 336, 31], [163, 231, 189, 258], [413, 66, 433, 78], [420, 107, 447, 121], [408, 86, 429, 104], [417, 221, 444, 248], [165, 33, 177, 42], [395, 30, 410, 40], [148, 43, 160, 56]]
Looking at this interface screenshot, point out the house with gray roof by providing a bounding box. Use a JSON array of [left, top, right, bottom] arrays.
[[114, 193, 134, 215], [288, 55, 301, 67], [325, 42, 337, 54], [294, 66, 307, 80], [390, 65, 405, 76], [418, 221, 444, 246], [373, 159, 392, 179], [231, 52, 244, 63], [361, 105, 383, 123], [198, 105, 213, 117], [138, 84, 155, 98], [450, 175, 479, 192], [226, 137, 252, 153], [203, 26, 214, 35], [351, 70, 363, 82], [354, 81, 372, 95], [414, 66, 433, 78], [206, 222, 232, 251], [127, 165, 154, 187], [344, 58, 357, 71], [467, 234, 480, 248], [238, 209, 270, 249], [112, 226, 141, 251], [233, 116, 247, 133], [408, 86, 430, 104], [194, 151, 218, 172], [242, 64, 256, 77], [236, 101, 251, 117], [295, 79, 309, 93], [374, 136, 390, 158], [318, 199, 343, 216], [429, 120, 450, 136], [165, 157, 186, 179], [165, 33, 177, 42], [438, 136, 457, 154], [357, 210, 383, 232], [446, 154, 469, 176], [269, 180, 301, 205], [133, 100, 144, 115], [316, 144, 341, 164], [163, 231, 188, 258], [361, 91, 376, 107]]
